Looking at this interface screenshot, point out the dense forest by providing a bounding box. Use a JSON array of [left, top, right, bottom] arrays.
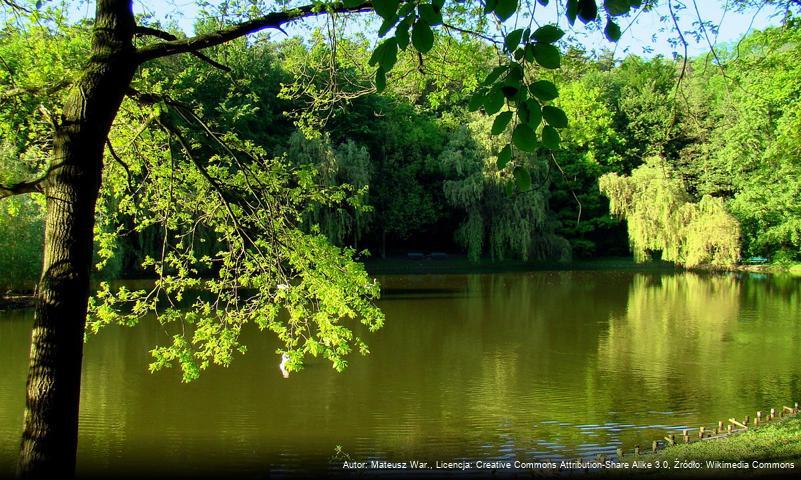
[[2, 13, 800, 290]]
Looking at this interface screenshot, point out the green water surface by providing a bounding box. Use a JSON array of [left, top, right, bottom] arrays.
[[1, 270, 799, 475]]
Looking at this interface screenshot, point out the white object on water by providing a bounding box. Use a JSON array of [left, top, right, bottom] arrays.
[[279, 353, 290, 378]]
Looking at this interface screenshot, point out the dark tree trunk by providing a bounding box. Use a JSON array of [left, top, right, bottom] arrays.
[[16, 1, 136, 477]]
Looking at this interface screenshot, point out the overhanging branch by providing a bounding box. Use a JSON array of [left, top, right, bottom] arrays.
[[135, 26, 232, 72], [136, 2, 374, 64], [0, 177, 45, 199]]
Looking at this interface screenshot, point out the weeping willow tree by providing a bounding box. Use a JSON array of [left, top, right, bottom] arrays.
[[286, 132, 372, 249], [599, 158, 740, 267], [440, 114, 570, 262]]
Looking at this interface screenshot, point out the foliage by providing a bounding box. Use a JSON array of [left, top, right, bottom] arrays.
[[600, 158, 740, 267], [440, 112, 569, 261]]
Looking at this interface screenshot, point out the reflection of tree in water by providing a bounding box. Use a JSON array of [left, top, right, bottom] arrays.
[[437, 272, 636, 458], [597, 272, 801, 445]]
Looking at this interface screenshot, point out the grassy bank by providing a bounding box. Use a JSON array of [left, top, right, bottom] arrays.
[[627, 417, 801, 477]]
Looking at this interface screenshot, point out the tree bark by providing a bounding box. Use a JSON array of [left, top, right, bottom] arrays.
[[16, 1, 136, 477]]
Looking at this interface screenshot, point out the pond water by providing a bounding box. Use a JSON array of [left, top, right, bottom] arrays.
[[1, 270, 800, 476]]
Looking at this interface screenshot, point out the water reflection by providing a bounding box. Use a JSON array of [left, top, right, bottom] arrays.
[[0, 270, 799, 475]]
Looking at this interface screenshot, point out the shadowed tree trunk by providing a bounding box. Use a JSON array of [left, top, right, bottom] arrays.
[[16, 1, 136, 477]]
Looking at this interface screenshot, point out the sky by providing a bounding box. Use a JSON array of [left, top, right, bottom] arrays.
[[124, 0, 786, 60]]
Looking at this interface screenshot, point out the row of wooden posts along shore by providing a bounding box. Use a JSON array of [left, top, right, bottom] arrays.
[[601, 402, 800, 461]]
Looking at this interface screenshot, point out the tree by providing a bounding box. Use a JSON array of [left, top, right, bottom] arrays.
[[0, 0, 786, 476], [599, 157, 741, 267]]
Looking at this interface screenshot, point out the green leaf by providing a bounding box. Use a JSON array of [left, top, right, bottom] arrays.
[[513, 84, 528, 103], [513, 167, 532, 191], [529, 80, 559, 101], [468, 92, 485, 112], [578, 0, 598, 23], [396, 19, 411, 49], [542, 105, 569, 128], [418, 4, 443, 26], [512, 124, 537, 152], [494, 0, 518, 21], [541, 125, 561, 149], [531, 25, 565, 43], [375, 67, 387, 92], [484, 0, 498, 14], [483, 86, 505, 115], [524, 99, 543, 128], [483, 65, 508, 85], [378, 14, 399, 37], [497, 145, 512, 169], [374, 0, 400, 20], [343, 0, 364, 7], [533, 43, 561, 69], [411, 20, 434, 53], [491, 111, 514, 135], [604, 0, 631, 16], [501, 82, 520, 99], [566, 0, 578, 25], [505, 28, 525, 52], [369, 38, 398, 71], [604, 20, 622, 42]]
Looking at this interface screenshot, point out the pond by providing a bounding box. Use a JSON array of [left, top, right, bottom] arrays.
[[1, 270, 800, 476]]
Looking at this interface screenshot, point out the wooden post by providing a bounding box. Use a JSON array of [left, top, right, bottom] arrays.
[[756, 411, 761, 426], [795, 402, 799, 414], [727, 424, 733, 434], [652, 440, 658, 453], [616, 447, 624, 460], [634, 445, 640, 457], [717, 420, 724, 435], [699, 426, 705, 439], [664, 434, 675, 446], [744, 415, 750, 427], [683, 429, 690, 444], [770, 408, 776, 421]]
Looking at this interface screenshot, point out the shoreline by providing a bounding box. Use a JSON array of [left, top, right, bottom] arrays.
[[1, 259, 798, 310]]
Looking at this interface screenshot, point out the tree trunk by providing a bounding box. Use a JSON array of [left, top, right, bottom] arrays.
[[17, 1, 136, 477]]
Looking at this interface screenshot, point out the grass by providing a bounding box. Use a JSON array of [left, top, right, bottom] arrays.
[[619, 416, 801, 477]]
